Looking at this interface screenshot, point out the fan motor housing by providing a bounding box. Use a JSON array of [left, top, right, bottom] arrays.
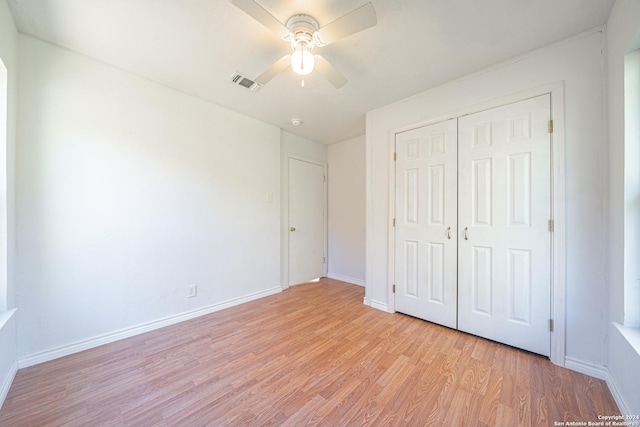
[[286, 14, 319, 48]]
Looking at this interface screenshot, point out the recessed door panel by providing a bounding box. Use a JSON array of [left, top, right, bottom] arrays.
[[508, 153, 532, 227], [472, 158, 493, 226], [508, 249, 532, 325], [508, 114, 531, 142], [428, 165, 445, 225], [472, 246, 493, 315], [404, 240, 419, 298], [428, 242, 445, 304], [405, 169, 419, 225]]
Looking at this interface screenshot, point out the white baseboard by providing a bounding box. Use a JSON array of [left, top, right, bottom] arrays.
[[0, 359, 17, 410], [607, 371, 631, 415], [564, 356, 608, 380], [18, 286, 282, 369], [327, 273, 365, 287], [370, 299, 390, 313], [561, 358, 632, 414]]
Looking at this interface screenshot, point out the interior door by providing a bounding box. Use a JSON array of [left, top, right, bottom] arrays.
[[457, 94, 552, 356], [395, 119, 458, 328], [289, 158, 326, 286]]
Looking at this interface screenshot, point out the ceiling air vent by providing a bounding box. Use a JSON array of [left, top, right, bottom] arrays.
[[230, 72, 262, 93]]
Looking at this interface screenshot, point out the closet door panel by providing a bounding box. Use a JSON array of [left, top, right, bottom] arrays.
[[458, 94, 552, 356], [395, 119, 458, 328]]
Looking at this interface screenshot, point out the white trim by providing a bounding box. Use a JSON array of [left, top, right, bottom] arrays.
[[364, 116, 375, 310], [564, 356, 608, 380], [613, 322, 640, 355], [286, 153, 327, 168], [285, 154, 328, 287], [0, 308, 16, 330], [387, 131, 396, 312], [17, 286, 282, 369], [387, 83, 566, 366], [370, 299, 391, 312], [327, 273, 365, 286], [323, 162, 328, 279], [0, 308, 17, 409], [607, 371, 632, 416], [607, 323, 640, 415], [0, 359, 17, 409], [549, 83, 567, 367], [564, 359, 633, 415]]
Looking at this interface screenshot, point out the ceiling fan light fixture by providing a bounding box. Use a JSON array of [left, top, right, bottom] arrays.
[[231, 1, 377, 88], [291, 47, 315, 75]]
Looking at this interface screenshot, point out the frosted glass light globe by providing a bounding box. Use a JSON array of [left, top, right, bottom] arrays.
[[291, 48, 315, 75]]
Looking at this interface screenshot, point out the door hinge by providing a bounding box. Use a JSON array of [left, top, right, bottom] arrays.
[[549, 120, 554, 133], [323, 175, 326, 182], [392, 284, 396, 293], [548, 219, 554, 232], [393, 218, 396, 227], [393, 152, 397, 161], [323, 256, 326, 264], [549, 319, 554, 332]]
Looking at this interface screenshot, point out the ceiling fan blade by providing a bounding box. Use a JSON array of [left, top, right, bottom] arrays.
[[314, 56, 348, 89], [230, 0, 289, 37], [314, 2, 377, 46], [254, 55, 291, 85]]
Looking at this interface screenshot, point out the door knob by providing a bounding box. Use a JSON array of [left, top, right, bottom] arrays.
[[290, 227, 296, 232]]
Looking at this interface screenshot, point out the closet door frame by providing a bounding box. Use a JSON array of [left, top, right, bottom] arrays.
[[386, 82, 566, 366]]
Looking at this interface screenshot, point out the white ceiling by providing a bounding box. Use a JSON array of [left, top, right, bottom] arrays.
[[7, 0, 615, 145]]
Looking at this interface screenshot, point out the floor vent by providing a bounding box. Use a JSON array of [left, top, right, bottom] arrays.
[[230, 72, 262, 92]]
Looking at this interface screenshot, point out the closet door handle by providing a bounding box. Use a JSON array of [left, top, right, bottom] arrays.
[[464, 227, 469, 240], [447, 227, 451, 239]]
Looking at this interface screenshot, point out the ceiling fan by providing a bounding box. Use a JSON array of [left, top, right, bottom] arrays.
[[230, 0, 377, 89]]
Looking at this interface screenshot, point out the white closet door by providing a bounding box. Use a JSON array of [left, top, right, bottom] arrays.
[[395, 119, 458, 328], [458, 94, 552, 356]]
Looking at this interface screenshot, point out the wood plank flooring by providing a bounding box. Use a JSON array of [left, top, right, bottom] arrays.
[[0, 278, 619, 426]]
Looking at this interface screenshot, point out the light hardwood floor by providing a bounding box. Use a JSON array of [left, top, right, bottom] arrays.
[[0, 278, 619, 426]]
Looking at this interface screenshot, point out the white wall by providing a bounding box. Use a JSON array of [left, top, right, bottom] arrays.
[[606, 0, 640, 415], [366, 30, 608, 368], [327, 136, 365, 286], [0, 0, 18, 409], [16, 35, 281, 362], [279, 130, 327, 287]]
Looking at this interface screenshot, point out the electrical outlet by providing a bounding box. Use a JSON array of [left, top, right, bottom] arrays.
[[187, 284, 197, 298]]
